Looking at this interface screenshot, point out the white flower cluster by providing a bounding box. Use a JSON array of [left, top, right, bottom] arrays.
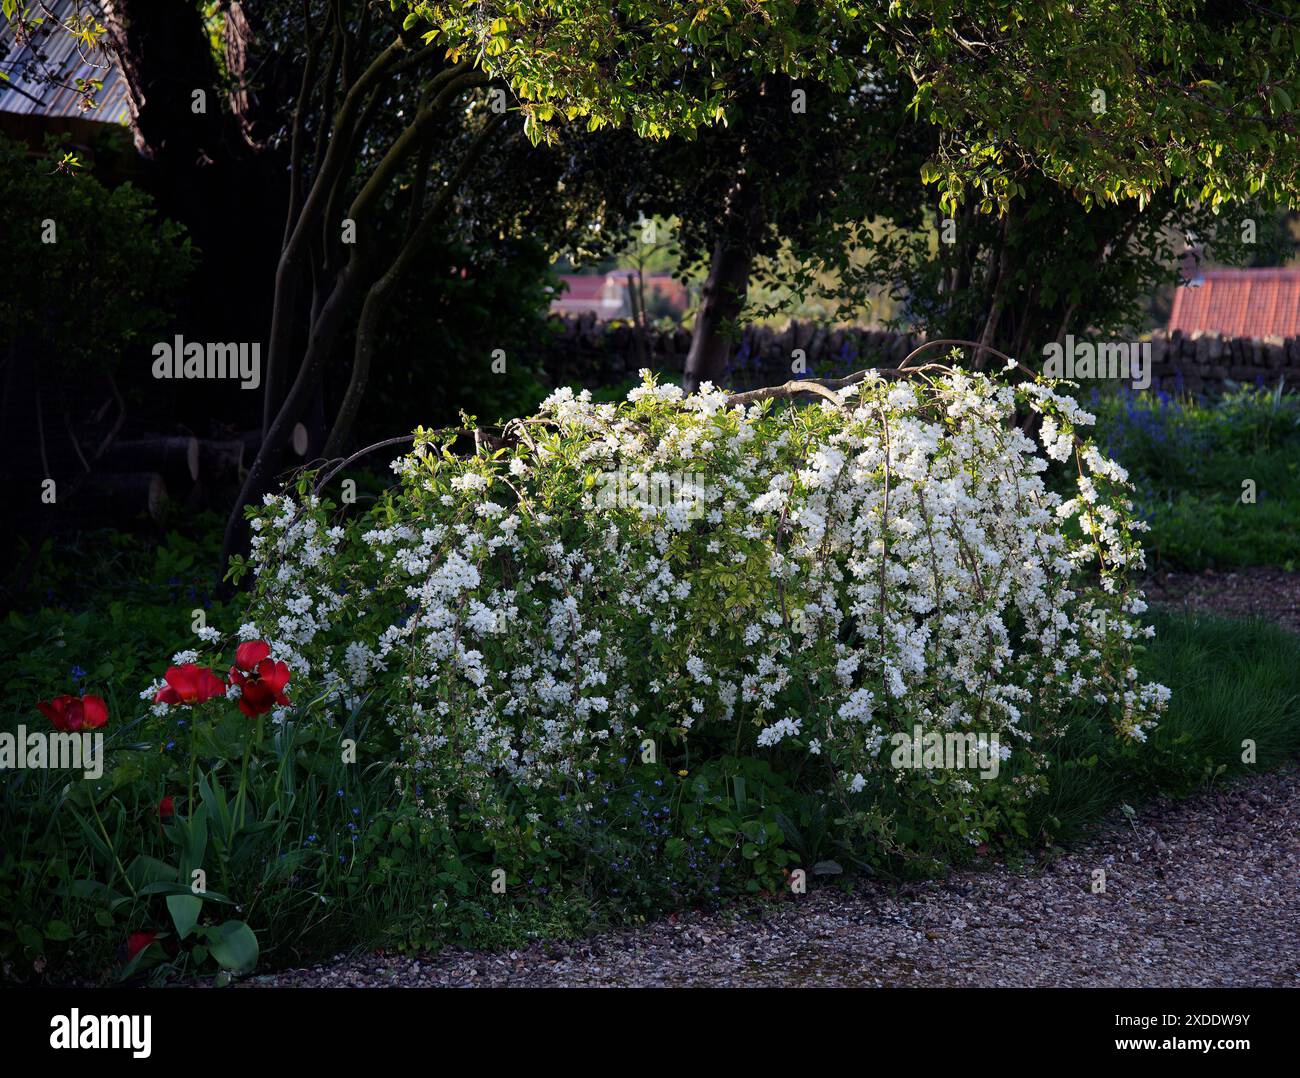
[[238, 366, 1167, 836]]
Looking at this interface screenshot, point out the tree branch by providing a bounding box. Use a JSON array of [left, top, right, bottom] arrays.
[[323, 109, 507, 458], [722, 339, 1035, 409]]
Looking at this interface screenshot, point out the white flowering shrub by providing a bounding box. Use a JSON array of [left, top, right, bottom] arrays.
[[236, 366, 1168, 865]]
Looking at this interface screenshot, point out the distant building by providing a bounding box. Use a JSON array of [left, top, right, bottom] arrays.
[[1168, 267, 1300, 339], [0, 1, 130, 146], [551, 272, 688, 320]]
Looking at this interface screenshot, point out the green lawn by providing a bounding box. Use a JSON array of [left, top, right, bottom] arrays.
[[1090, 382, 1300, 571]]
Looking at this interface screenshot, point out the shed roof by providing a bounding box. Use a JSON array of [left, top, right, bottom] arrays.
[[0, 1, 130, 124]]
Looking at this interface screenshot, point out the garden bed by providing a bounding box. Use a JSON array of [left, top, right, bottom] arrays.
[[5, 372, 1299, 987]]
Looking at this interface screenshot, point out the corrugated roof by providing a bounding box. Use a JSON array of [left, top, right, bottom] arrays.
[[1168, 268, 1300, 338], [0, 0, 129, 123]]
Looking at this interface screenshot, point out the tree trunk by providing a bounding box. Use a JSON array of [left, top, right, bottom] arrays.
[[975, 215, 1014, 369], [101, 0, 285, 370], [102, 0, 228, 165], [682, 170, 764, 393], [220, 255, 369, 570], [83, 472, 169, 525]]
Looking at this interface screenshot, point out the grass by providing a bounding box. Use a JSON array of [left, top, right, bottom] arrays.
[[1029, 609, 1300, 847], [1089, 382, 1300, 571]]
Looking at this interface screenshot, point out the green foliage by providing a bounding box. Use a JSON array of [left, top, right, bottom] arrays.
[[883, 182, 1288, 349], [3, 517, 235, 720], [1028, 610, 1300, 846], [0, 136, 192, 377], [361, 237, 554, 437], [1091, 383, 1300, 569], [408, 1, 1300, 210]]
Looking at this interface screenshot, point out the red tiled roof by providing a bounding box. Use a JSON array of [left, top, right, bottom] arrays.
[[556, 275, 608, 301], [1168, 268, 1300, 338], [551, 272, 689, 318]]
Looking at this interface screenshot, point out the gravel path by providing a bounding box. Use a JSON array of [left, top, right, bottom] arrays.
[[1143, 566, 1300, 635], [251, 764, 1300, 988]]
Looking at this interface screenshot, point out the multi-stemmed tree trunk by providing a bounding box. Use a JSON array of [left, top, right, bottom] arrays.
[[58, 3, 509, 573], [84, 3, 514, 573], [218, 14, 503, 572]]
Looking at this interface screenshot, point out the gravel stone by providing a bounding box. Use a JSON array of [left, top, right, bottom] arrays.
[[1143, 567, 1300, 634], [247, 764, 1300, 988]]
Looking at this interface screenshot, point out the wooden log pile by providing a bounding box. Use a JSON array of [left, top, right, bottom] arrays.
[[89, 427, 311, 524]]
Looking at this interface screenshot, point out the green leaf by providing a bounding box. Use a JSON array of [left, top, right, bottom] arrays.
[[126, 855, 177, 892], [706, 816, 736, 840], [67, 878, 112, 902], [203, 920, 258, 974], [16, 923, 43, 953], [180, 803, 208, 881], [199, 770, 232, 847], [44, 920, 74, 941], [166, 894, 202, 940], [137, 881, 234, 903], [70, 810, 112, 863]]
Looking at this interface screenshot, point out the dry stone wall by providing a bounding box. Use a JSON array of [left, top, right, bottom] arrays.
[[534, 315, 1298, 394]]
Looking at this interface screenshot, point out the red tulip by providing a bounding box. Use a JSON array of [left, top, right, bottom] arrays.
[[123, 931, 157, 962], [158, 796, 175, 824], [37, 693, 108, 731], [154, 664, 226, 706], [80, 695, 108, 728], [229, 641, 290, 717], [234, 640, 271, 671], [37, 695, 77, 730]]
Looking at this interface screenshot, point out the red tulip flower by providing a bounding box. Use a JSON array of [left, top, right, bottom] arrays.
[[228, 640, 290, 717], [154, 664, 226, 706], [37, 694, 108, 731], [158, 796, 175, 824], [234, 640, 271, 670], [123, 931, 158, 962]]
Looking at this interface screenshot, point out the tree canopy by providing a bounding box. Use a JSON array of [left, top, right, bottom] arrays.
[[405, 1, 1300, 211]]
